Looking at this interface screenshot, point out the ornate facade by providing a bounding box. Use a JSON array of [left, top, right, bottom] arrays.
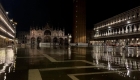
[[28, 23, 68, 45], [93, 6, 140, 47]]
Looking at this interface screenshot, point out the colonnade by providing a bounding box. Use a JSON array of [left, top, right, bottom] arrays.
[[95, 23, 140, 37], [0, 37, 14, 48], [93, 37, 140, 47]]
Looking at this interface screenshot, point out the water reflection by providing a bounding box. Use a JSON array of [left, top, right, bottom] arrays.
[[37, 44, 40, 49], [67, 46, 71, 59], [0, 47, 16, 80], [31, 44, 35, 49], [92, 45, 140, 79]]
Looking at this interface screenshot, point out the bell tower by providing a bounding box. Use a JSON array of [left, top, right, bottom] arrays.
[[72, 0, 86, 43]]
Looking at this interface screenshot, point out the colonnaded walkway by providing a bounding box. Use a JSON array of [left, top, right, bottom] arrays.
[[1, 45, 140, 80]]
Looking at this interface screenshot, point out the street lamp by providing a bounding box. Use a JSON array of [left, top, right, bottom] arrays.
[[67, 34, 72, 45]]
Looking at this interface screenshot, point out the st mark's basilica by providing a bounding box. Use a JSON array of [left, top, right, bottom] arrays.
[[27, 23, 69, 45]]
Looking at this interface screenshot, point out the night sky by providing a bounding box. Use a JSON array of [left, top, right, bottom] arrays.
[[0, 0, 140, 34]]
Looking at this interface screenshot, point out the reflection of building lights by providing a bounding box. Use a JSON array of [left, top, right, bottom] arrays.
[[4, 73, 6, 80], [68, 46, 71, 59], [108, 62, 111, 70], [127, 69, 130, 77]]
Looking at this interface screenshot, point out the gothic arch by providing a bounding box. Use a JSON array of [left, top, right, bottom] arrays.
[[44, 30, 51, 35]]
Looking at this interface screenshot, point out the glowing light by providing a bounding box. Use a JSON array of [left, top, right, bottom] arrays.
[[0, 15, 15, 33], [127, 21, 130, 24], [0, 27, 14, 38], [6, 12, 8, 14], [10, 19, 13, 22], [0, 35, 6, 39]]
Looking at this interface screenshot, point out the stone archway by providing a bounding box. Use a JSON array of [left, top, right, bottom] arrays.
[[31, 37, 35, 44], [53, 37, 58, 44], [44, 36, 51, 43], [59, 38, 64, 45], [37, 37, 42, 44]]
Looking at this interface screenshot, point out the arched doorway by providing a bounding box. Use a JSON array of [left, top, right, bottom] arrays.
[[31, 37, 35, 44], [59, 38, 64, 45], [53, 37, 58, 45], [44, 36, 51, 43], [37, 37, 42, 44]]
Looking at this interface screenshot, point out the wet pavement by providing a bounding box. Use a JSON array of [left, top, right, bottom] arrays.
[[1, 45, 140, 80]]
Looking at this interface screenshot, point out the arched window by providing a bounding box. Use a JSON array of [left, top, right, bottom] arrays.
[[44, 30, 51, 35]]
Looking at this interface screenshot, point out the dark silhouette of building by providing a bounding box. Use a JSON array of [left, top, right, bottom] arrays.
[[72, 0, 86, 43]]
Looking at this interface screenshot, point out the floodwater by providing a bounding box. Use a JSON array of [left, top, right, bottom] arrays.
[[0, 45, 140, 80]]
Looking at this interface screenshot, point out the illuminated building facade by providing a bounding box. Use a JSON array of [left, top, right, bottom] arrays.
[[93, 6, 140, 47], [0, 3, 16, 48], [72, 0, 86, 43], [0, 3, 17, 75], [28, 23, 69, 45]]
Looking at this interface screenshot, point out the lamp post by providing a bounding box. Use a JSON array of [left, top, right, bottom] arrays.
[[67, 34, 72, 45]]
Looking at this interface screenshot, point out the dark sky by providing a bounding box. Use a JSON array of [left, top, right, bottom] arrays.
[[0, 0, 140, 34], [0, 0, 73, 34], [87, 0, 140, 30]]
